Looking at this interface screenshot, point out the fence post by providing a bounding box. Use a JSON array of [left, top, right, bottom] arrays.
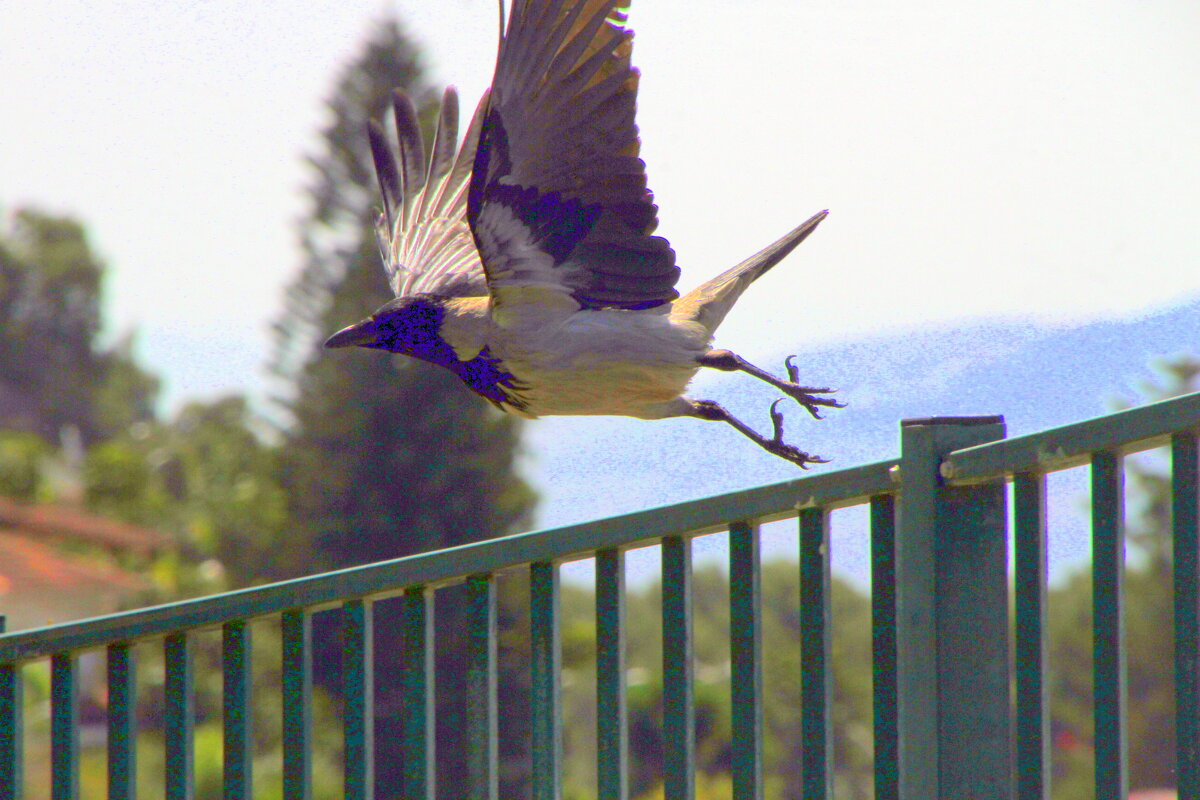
[[0, 616, 21, 800], [896, 415, 1012, 799]]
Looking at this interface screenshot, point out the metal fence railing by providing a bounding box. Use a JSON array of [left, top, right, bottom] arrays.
[[3, 391, 1200, 799]]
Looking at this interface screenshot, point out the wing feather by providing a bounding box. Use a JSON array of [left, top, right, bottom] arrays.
[[414, 94, 458, 226], [372, 87, 489, 299], [366, 120, 402, 232], [390, 91, 425, 220], [428, 91, 489, 221]]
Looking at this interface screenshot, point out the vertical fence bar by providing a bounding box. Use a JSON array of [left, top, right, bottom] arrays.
[[897, 416, 1011, 799], [1014, 472, 1049, 800], [0, 616, 23, 800], [1176, 432, 1200, 800], [531, 562, 563, 800], [223, 620, 252, 800], [465, 574, 498, 800], [281, 609, 312, 800], [51, 653, 79, 800], [401, 587, 434, 800], [663, 534, 695, 800], [799, 508, 832, 800], [596, 547, 627, 800], [108, 642, 137, 800], [164, 633, 193, 800], [1091, 448, 1127, 800], [729, 522, 763, 800], [895, 421, 945, 799], [343, 599, 374, 800], [870, 494, 898, 800]]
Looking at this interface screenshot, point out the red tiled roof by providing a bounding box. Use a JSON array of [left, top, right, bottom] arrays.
[[0, 531, 146, 592], [0, 495, 168, 554], [0, 530, 152, 630], [0, 496, 171, 630]]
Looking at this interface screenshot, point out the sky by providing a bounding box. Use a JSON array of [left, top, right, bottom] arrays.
[[3, 0, 1199, 410]]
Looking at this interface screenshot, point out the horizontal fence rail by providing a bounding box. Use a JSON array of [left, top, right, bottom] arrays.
[[0, 459, 898, 666], [941, 390, 1200, 484], [1, 390, 1199, 800]]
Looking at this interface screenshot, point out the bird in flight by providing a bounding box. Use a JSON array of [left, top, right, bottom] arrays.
[[325, 0, 842, 467]]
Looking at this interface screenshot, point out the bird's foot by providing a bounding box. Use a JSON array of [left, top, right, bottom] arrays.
[[783, 355, 846, 419], [765, 399, 829, 469]]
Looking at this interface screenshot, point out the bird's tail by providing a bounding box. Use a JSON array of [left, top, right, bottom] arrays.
[[670, 210, 828, 335]]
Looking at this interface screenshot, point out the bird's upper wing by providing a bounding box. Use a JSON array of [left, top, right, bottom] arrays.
[[369, 86, 490, 299], [467, 0, 680, 315]]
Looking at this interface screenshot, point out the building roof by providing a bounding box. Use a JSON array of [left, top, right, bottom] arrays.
[[0, 495, 166, 554], [0, 496, 169, 631]]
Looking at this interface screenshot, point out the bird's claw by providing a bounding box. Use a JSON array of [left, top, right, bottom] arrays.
[[785, 355, 801, 384], [766, 398, 828, 469], [769, 398, 786, 439], [781, 356, 846, 420]]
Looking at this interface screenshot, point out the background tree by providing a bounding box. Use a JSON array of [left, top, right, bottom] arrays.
[[0, 430, 52, 501], [84, 395, 288, 591], [268, 17, 536, 796], [0, 207, 298, 799], [0, 209, 157, 446]]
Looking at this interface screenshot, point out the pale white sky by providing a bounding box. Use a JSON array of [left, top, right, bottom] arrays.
[[2, 0, 1199, 409]]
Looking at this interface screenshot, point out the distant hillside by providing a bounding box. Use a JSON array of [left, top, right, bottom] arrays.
[[522, 295, 1199, 581]]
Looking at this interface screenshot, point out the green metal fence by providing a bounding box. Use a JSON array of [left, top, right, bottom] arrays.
[[2, 392, 1200, 799]]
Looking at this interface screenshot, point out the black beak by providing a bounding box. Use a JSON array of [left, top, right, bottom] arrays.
[[324, 319, 380, 349]]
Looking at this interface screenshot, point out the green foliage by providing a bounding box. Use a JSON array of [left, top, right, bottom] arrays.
[[6, 14, 532, 798], [83, 396, 288, 591], [7, 15, 533, 799], [18, 625, 345, 800], [158, 398, 288, 585], [0, 430, 52, 501], [91, 333, 160, 439], [0, 208, 280, 599], [84, 436, 165, 523], [0, 209, 158, 445]]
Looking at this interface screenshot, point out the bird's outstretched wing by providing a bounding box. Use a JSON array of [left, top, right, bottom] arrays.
[[467, 0, 680, 314], [369, 86, 490, 299]]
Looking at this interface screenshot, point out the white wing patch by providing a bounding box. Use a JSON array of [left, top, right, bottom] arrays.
[[474, 201, 582, 328]]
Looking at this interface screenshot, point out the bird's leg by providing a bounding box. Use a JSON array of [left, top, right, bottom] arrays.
[[697, 349, 845, 419], [686, 398, 828, 469]]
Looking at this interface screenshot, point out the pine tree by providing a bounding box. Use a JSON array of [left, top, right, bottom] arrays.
[[268, 18, 536, 796]]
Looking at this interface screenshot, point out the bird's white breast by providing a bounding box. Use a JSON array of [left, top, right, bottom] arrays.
[[487, 306, 711, 418]]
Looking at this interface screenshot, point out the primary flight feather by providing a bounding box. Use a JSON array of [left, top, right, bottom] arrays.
[[325, 0, 842, 467]]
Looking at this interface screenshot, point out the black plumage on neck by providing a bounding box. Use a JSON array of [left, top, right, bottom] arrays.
[[365, 295, 523, 409]]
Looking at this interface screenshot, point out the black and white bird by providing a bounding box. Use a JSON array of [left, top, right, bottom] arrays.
[[325, 0, 843, 467]]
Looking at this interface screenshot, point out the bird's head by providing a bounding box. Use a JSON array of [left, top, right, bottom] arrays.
[[323, 296, 444, 356]]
